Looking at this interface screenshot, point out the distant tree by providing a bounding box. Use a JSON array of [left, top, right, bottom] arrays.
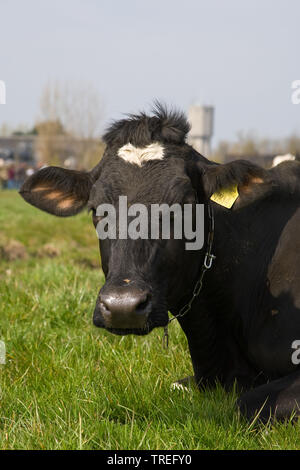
[[211, 140, 230, 163], [0, 123, 12, 137], [35, 120, 65, 136], [286, 135, 300, 155], [11, 123, 32, 136], [231, 131, 260, 156], [35, 81, 105, 167], [212, 131, 300, 163]]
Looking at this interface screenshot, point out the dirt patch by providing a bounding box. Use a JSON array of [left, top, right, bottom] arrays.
[[37, 243, 61, 258], [76, 258, 100, 269], [0, 240, 28, 261]]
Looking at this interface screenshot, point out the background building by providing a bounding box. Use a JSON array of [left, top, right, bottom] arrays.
[[0, 136, 35, 165], [188, 104, 214, 157]]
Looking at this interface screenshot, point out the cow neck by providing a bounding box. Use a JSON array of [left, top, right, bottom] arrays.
[[163, 202, 216, 348]]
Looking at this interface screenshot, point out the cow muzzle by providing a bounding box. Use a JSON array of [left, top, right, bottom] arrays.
[[94, 285, 152, 330]]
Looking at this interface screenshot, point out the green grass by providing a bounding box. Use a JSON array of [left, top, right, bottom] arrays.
[[1, 190, 300, 449]]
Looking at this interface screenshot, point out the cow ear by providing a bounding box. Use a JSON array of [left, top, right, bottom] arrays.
[[20, 166, 93, 217], [201, 160, 267, 209]]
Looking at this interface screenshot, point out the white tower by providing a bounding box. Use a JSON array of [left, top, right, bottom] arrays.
[[188, 105, 214, 156]]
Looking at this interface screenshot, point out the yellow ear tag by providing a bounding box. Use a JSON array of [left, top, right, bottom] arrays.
[[210, 185, 239, 209]]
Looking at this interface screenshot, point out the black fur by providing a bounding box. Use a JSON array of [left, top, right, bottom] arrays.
[[20, 166, 93, 217], [201, 160, 268, 198], [103, 102, 190, 148]]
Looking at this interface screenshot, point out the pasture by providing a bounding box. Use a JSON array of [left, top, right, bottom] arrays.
[[0, 190, 299, 450]]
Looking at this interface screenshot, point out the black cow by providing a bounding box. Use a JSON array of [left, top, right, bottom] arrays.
[[20, 104, 300, 422]]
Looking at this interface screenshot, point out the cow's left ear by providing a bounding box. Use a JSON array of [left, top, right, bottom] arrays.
[[200, 160, 267, 209], [20, 166, 93, 217]]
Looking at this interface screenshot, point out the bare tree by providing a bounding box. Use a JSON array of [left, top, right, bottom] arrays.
[[212, 131, 300, 164], [35, 81, 105, 167]]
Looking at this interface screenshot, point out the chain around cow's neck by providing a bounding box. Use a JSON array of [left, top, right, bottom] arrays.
[[163, 202, 216, 349]]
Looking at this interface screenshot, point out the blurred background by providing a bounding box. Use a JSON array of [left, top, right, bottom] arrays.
[[0, 0, 300, 188]]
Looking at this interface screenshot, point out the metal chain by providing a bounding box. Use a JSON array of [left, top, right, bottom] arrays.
[[163, 203, 216, 348]]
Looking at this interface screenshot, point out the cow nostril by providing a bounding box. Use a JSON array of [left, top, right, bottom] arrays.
[[98, 288, 151, 329], [100, 300, 110, 314], [99, 300, 113, 327]]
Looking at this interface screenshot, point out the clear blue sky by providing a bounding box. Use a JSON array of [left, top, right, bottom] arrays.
[[0, 0, 299, 145]]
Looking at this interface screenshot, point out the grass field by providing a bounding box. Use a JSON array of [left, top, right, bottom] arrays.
[[0, 190, 300, 450]]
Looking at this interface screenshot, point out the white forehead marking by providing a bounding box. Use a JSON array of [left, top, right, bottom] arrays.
[[117, 142, 164, 167]]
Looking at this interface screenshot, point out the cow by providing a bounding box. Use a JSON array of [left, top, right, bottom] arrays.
[[20, 104, 300, 423]]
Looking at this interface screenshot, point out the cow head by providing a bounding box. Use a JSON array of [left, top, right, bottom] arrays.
[[20, 104, 266, 336]]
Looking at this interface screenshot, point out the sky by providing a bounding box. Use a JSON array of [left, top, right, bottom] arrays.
[[0, 0, 299, 146]]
